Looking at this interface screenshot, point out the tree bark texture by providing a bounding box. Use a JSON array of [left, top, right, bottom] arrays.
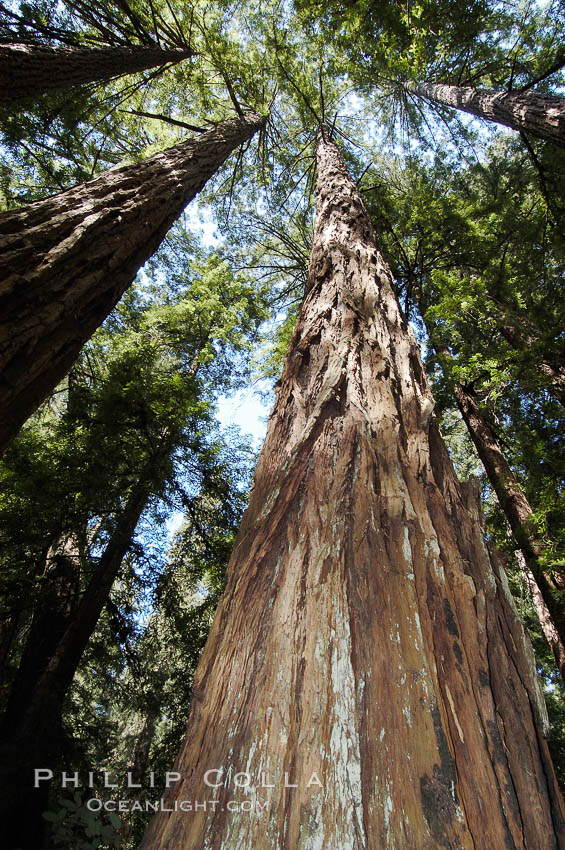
[[0, 42, 193, 101], [443, 366, 565, 685], [0, 111, 264, 454], [413, 299, 565, 684], [140, 131, 565, 849], [406, 81, 565, 148]]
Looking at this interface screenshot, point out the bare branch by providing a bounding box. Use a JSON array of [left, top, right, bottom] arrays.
[[121, 109, 207, 132]]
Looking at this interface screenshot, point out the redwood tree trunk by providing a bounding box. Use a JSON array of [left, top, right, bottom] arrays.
[[498, 324, 565, 406], [140, 130, 565, 849], [406, 80, 565, 147], [0, 111, 264, 454], [431, 335, 565, 683], [0, 42, 193, 101], [0, 535, 81, 732], [0, 478, 152, 850]]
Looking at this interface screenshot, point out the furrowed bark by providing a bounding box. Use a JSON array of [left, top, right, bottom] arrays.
[[412, 292, 565, 683], [0, 42, 193, 101], [445, 366, 565, 684], [406, 81, 565, 148], [0, 111, 265, 454], [141, 130, 565, 849]]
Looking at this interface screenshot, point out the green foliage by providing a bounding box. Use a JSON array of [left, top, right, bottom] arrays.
[[296, 0, 491, 81], [0, 223, 269, 842], [2, 0, 565, 835], [43, 793, 121, 850]]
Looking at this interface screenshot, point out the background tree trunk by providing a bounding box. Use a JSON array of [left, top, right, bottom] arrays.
[[0, 478, 152, 850], [0, 534, 81, 732], [0, 111, 265, 454], [498, 324, 565, 406], [0, 42, 194, 101], [431, 334, 565, 683], [406, 280, 565, 683], [406, 81, 565, 147], [140, 130, 565, 849]]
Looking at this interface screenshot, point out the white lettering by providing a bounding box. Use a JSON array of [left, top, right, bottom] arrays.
[[204, 769, 223, 788], [103, 772, 118, 789], [61, 772, 79, 788], [126, 772, 141, 789], [306, 772, 323, 788], [34, 769, 53, 787]]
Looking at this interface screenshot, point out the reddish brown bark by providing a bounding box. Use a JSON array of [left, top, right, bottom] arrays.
[[448, 372, 565, 682], [140, 130, 565, 849], [414, 300, 565, 683], [0, 42, 193, 101], [0, 111, 265, 454], [406, 80, 565, 147]]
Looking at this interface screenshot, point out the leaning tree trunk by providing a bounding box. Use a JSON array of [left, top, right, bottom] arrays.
[[474, 285, 565, 406], [498, 324, 565, 406], [405, 81, 565, 148], [140, 130, 565, 850], [0, 475, 153, 850], [0, 42, 194, 101], [0, 111, 264, 454], [428, 328, 565, 684]]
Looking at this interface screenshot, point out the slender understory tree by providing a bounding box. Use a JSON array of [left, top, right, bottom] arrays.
[[140, 127, 565, 849]]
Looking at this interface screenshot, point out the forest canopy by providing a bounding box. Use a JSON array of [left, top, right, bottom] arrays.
[[0, 0, 564, 847]]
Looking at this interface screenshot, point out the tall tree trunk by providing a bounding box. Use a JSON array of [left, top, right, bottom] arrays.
[[407, 278, 565, 682], [0, 609, 21, 698], [0, 535, 81, 732], [429, 332, 565, 683], [140, 130, 565, 849], [520, 552, 565, 661], [123, 710, 159, 790], [0, 42, 194, 101], [0, 478, 153, 850], [405, 81, 565, 148], [0, 111, 265, 454], [498, 324, 565, 406]]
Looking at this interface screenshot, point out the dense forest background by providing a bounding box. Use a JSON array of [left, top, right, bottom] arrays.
[[0, 0, 564, 846]]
